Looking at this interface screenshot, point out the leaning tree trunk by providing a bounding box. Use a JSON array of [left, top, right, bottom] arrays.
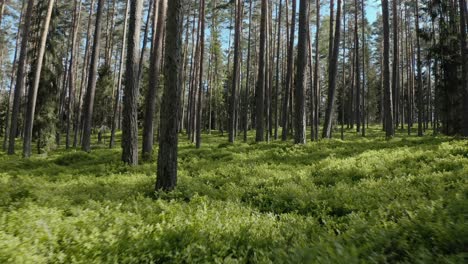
[[142, 0, 166, 160], [294, 0, 309, 144], [81, 0, 105, 152], [322, 0, 342, 139], [23, 0, 55, 158], [382, 0, 394, 138], [156, 0, 183, 191], [121, 0, 143, 165], [8, 0, 34, 155]]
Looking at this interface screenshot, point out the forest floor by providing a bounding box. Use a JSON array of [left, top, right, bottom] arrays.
[[0, 127, 467, 263]]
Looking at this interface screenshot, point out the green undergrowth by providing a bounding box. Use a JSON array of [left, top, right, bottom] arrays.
[[0, 127, 467, 263]]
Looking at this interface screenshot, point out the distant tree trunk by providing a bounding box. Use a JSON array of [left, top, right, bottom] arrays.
[[23, 0, 55, 158], [354, 0, 361, 133], [121, 0, 142, 165], [392, 0, 400, 131], [382, 0, 394, 138], [229, 0, 242, 143], [274, 0, 282, 140], [3, 4, 23, 151], [66, 0, 82, 149], [142, 0, 166, 160], [82, 0, 105, 152], [361, 0, 366, 136], [8, 0, 34, 155], [281, 0, 296, 141], [243, 0, 253, 142], [156, 0, 182, 191], [74, 0, 96, 148], [415, 0, 423, 137], [256, 0, 268, 142], [195, 0, 206, 148], [294, 0, 309, 144], [137, 0, 154, 82], [322, 0, 342, 138], [313, 0, 320, 140], [460, 0, 468, 136], [109, 0, 129, 149]]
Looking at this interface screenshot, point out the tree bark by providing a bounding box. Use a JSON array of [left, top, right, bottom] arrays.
[[156, 0, 183, 191], [294, 0, 309, 144], [195, 0, 206, 148], [229, 0, 242, 143], [460, 0, 468, 136], [281, 0, 296, 141], [256, 0, 268, 142], [121, 0, 143, 165], [415, 0, 423, 137], [66, 0, 82, 149], [109, 0, 129, 149], [23, 0, 55, 158], [82, 0, 106, 152], [382, 0, 394, 138], [8, 0, 34, 155], [142, 0, 166, 160], [322, 0, 342, 138]]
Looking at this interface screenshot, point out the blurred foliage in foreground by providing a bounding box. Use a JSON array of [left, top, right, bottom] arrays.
[[0, 127, 467, 263]]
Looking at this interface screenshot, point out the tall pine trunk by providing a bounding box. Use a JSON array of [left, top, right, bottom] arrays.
[[121, 0, 143, 165], [82, 0, 105, 152], [142, 0, 166, 160], [23, 0, 55, 158], [156, 0, 183, 191], [294, 0, 309, 144], [382, 0, 394, 138], [322, 0, 342, 138], [8, 0, 34, 155]]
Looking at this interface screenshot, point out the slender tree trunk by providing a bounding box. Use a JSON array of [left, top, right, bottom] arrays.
[[354, 0, 361, 133], [281, 0, 296, 141], [382, 0, 394, 138], [392, 0, 400, 133], [82, 0, 106, 152], [23, 0, 55, 158], [121, 0, 143, 165], [313, 0, 320, 140], [322, 0, 342, 138], [137, 0, 154, 82], [361, 0, 366, 136], [229, 0, 242, 143], [155, 0, 182, 191], [256, 0, 268, 142], [74, 0, 96, 148], [109, 0, 129, 148], [8, 0, 34, 155], [460, 0, 468, 136], [66, 0, 82, 149], [195, 0, 205, 148], [3, 4, 23, 152], [294, 0, 309, 144], [142, 0, 166, 159], [243, 0, 253, 142], [415, 0, 423, 136]]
